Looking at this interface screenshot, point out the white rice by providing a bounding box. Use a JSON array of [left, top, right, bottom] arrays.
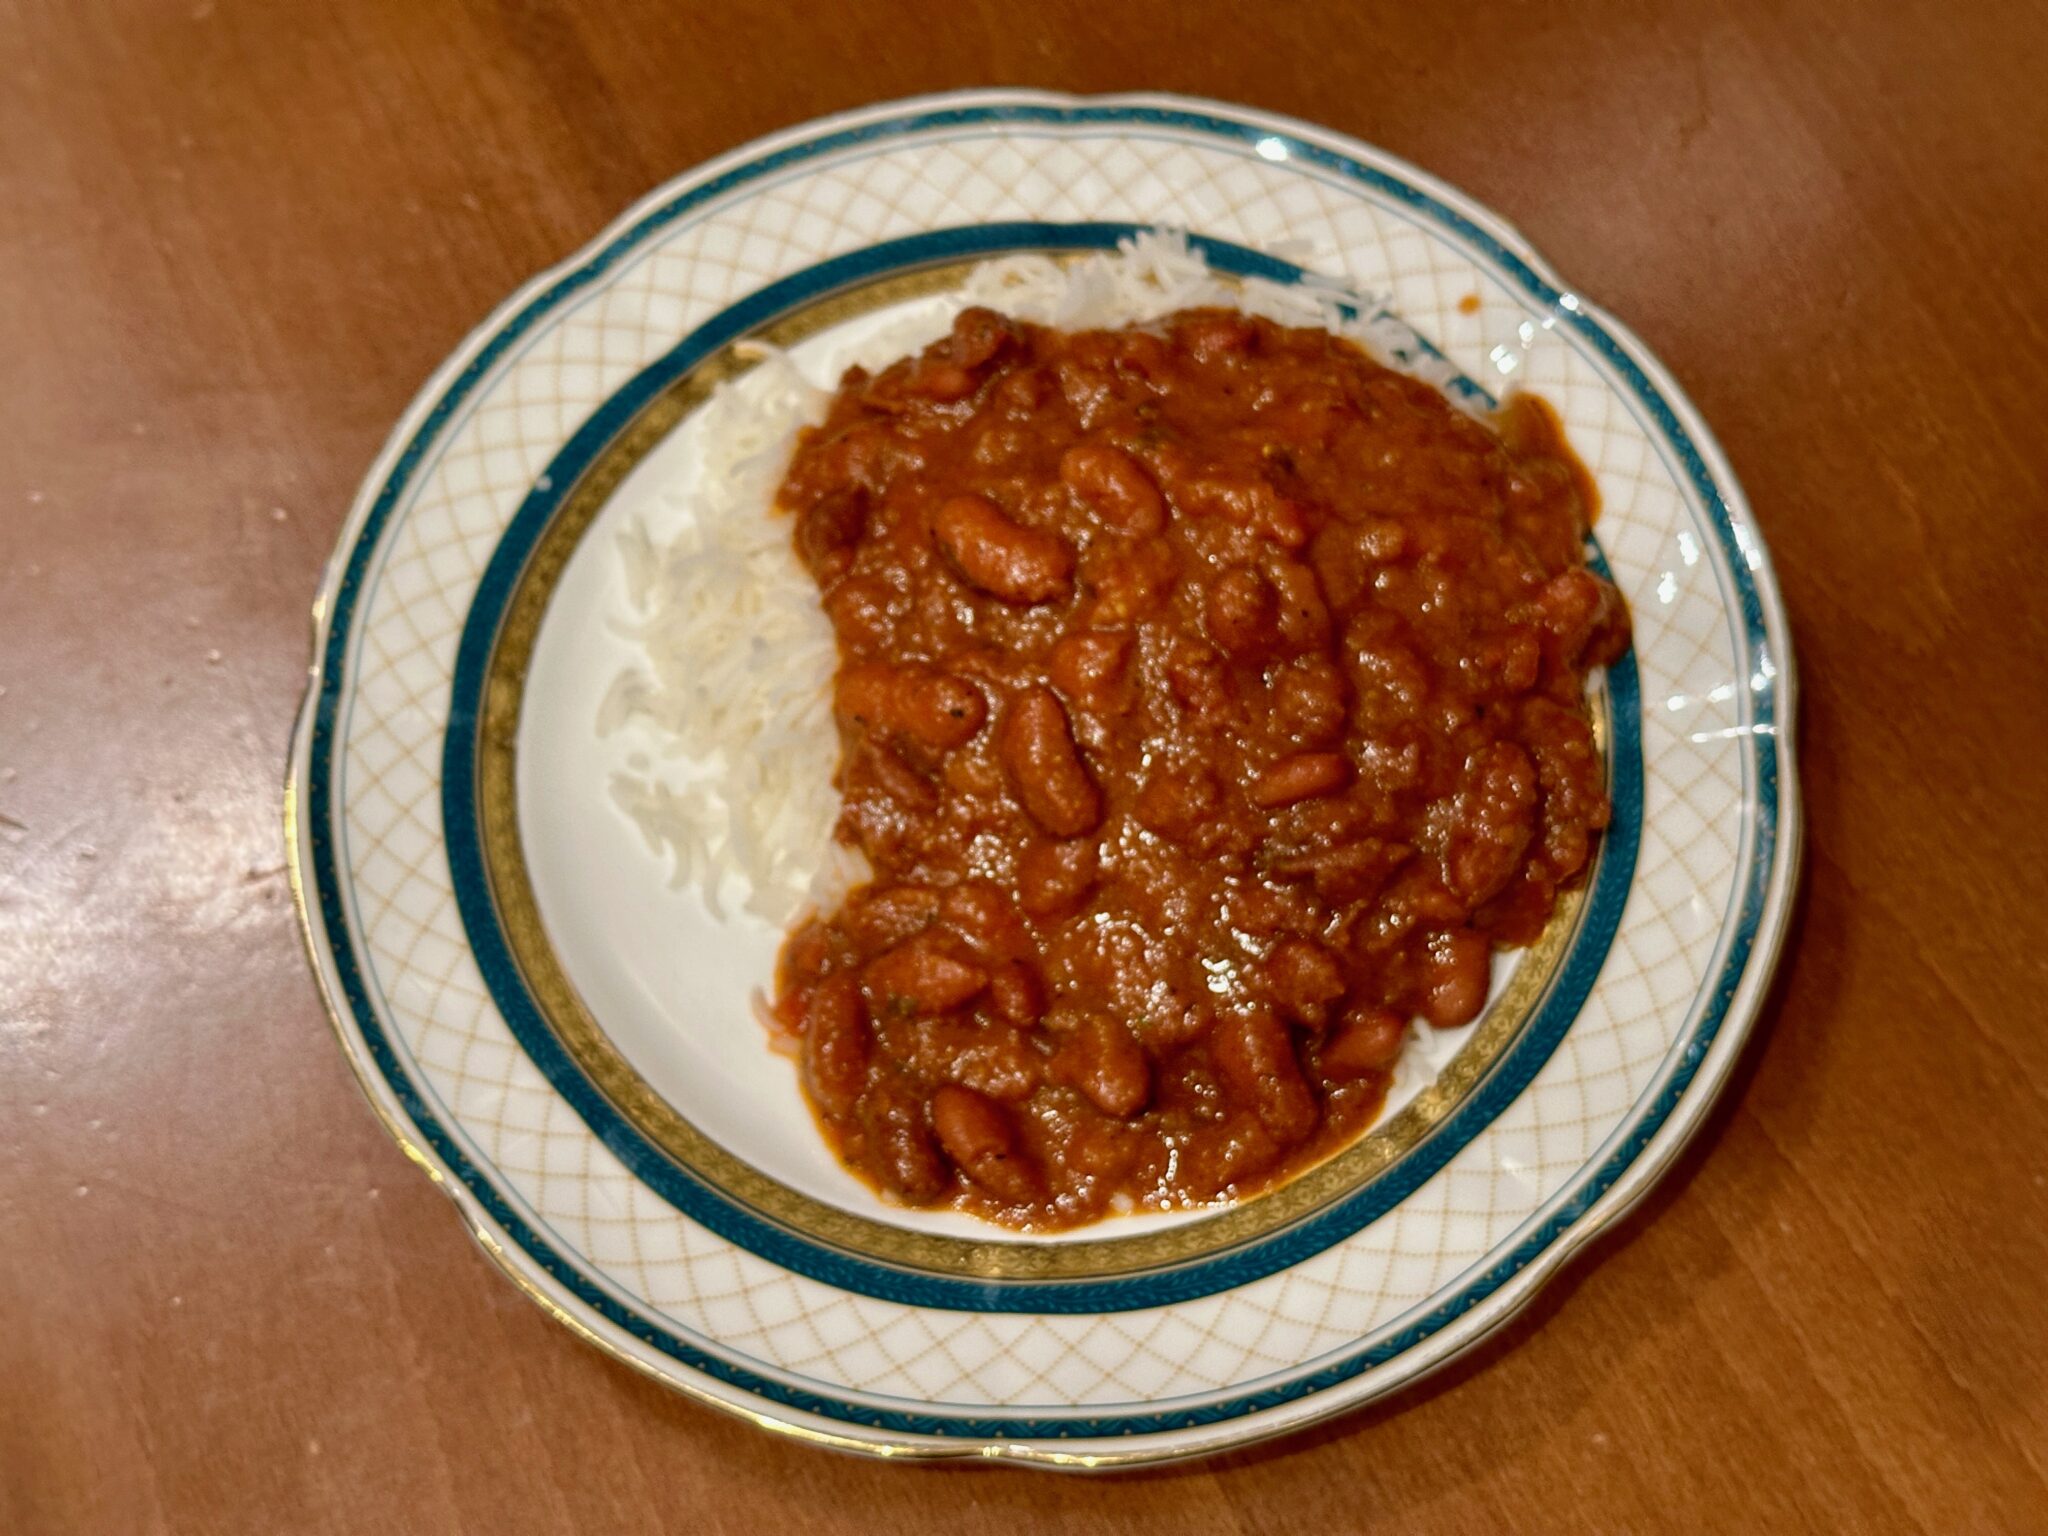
[[600, 231, 1407, 926], [597, 343, 854, 925]]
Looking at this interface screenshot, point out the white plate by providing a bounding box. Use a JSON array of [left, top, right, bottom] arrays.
[[289, 89, 1800, 1466]]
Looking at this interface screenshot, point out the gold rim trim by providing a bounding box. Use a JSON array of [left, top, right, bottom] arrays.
[[273, 94, 1800, 1468], [469, 259, 1590, 1280]]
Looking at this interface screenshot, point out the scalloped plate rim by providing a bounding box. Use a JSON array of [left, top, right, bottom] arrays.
[[285, 86, 1802, 1468]]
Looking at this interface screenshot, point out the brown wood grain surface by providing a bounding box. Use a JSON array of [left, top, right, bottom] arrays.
[[5, 0, 2046, 1530]]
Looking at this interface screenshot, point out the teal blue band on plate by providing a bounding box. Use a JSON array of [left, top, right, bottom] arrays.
[[435, 220, 1644, 1314], [306, 100, 1779, 1439]]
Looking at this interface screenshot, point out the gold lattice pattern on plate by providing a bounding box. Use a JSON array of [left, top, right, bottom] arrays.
[[329, 125, 1748, 1410]]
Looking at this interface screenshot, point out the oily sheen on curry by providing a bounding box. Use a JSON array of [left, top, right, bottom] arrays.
[[769, 306, 1631, 1230]]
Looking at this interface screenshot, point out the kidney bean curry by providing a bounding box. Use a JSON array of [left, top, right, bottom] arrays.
[[770, 305, 1630, 1229]]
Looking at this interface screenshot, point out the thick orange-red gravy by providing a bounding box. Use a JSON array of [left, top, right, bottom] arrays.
[[770, 306, 1630, 1229]]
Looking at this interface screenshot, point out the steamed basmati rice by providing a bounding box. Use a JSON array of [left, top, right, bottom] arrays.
[[598, 345, 855, 925]]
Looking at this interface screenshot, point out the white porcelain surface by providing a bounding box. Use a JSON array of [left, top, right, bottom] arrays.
[[289, 89, 1799, 1466]]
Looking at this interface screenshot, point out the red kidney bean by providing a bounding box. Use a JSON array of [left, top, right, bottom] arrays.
[[1262, 936, 1348, 1028], [793, 486, 868, 578], [905, 1017, 1041, 1102], [1269, 655, 1351, 747], [1443, 741, 1539, 907], [863, 939, 988, 1016], [987, 961, 1044, 1027], [998, 686, 1102, 837], [1267, 836, 1412, 905], [945, 306, 1019, 370], [1047, 629, 1131, 707], [1205, 566, 1282, 658], [859, 1084, 948, 1204], [930, 1084, 1039, 1203], [933, 494, 1073, 604], [1419, 927, 1491, 1027], [1534, 568, 1626, 671], [1060, 442, 1166, 534], [1016, 838, 1098, 920], [936, 882, 1027, 957], [1134, 762, 1223, 846], [1250, 751, 1352, 808], [839, 885, 941, 951], [801, 973, 871, 1118], [1057, 1015, 1151, 1118], [1321, 1005, 1407, 1077], [1166, 639, 1233, 717], [835, 662, 986, 752], [1211, 1005, 1319, 1144], [1267, 559, 1332, 653], [1171, 309, 1256, 361]]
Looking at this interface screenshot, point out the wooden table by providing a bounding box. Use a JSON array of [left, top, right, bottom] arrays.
[[6, 2, 2045, 1529]]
